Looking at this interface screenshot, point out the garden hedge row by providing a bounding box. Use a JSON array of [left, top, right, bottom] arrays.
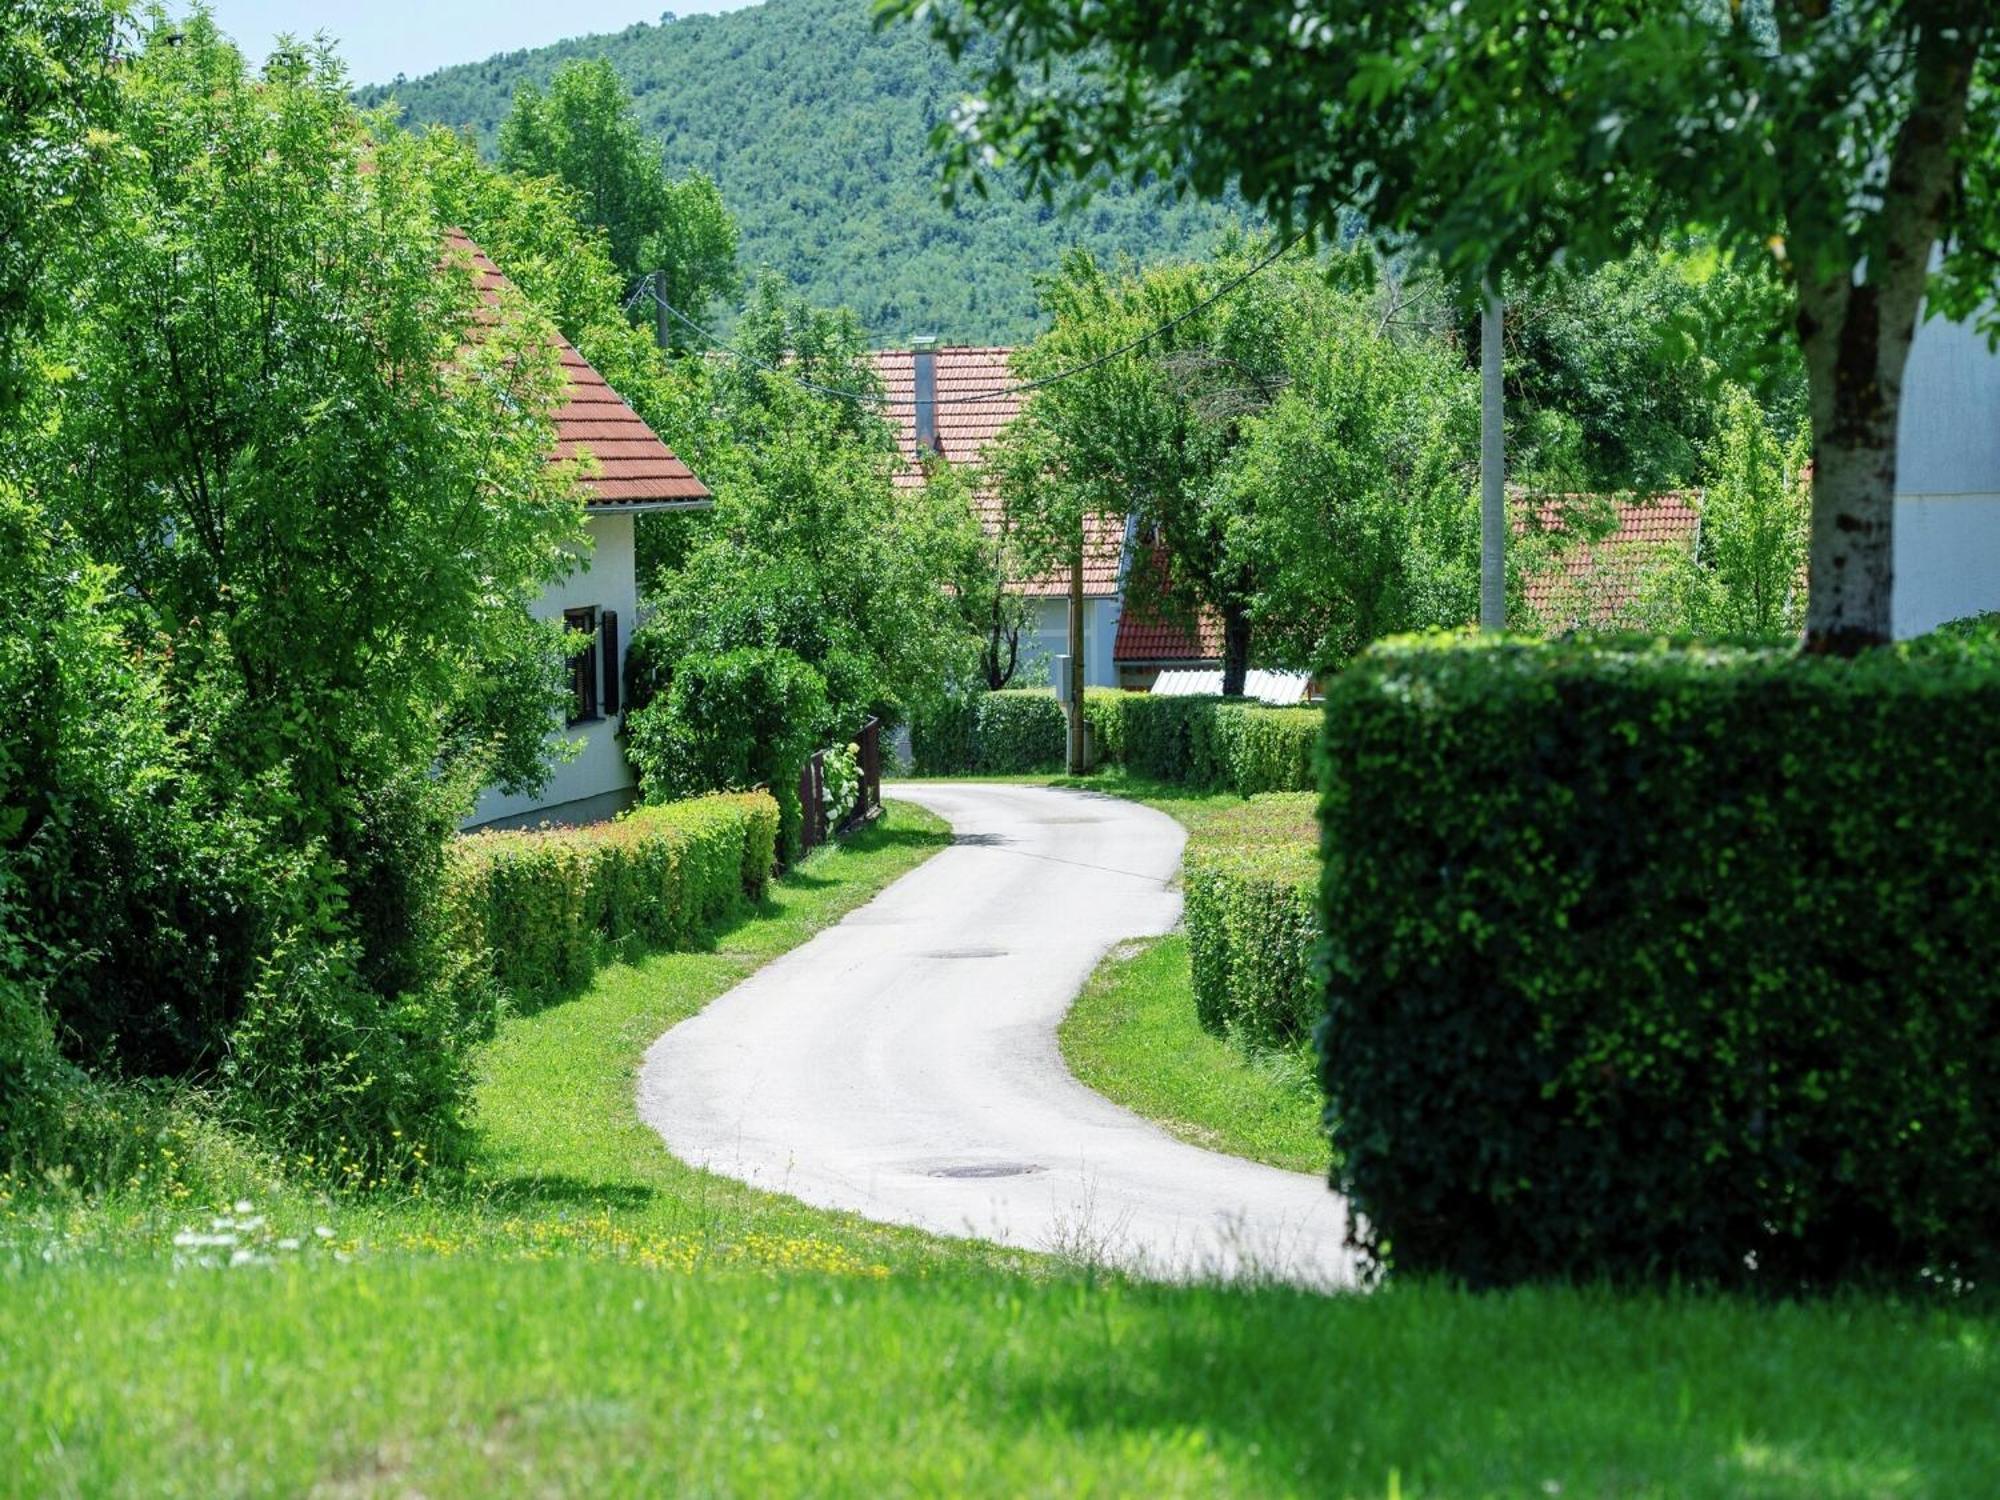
[[1319, 634, 2000, 1291], [1181, 795, 1321, 1046], [445, 791, 778, 1005], [913, 687, 1319, 793]]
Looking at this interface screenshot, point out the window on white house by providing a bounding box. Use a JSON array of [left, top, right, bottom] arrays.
[[565, 606, 599, 724]]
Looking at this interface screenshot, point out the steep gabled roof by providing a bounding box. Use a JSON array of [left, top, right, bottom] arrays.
[[1518, 492, 1701, 627], [447, 231, 710, 511], [1112, 543, 1225, 663], [870, 344, 1123, 598]]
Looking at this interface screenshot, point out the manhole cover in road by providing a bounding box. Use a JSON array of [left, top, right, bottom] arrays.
[[929, 1162, 1045, 1180]]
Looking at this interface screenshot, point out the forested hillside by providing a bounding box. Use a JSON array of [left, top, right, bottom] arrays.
[[355, 0, 1240, 343]]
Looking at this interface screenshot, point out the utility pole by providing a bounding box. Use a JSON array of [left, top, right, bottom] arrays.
[[653, 270, 671, 354], [1066, 529, 1086, 774], [1479, 282, 1506, 632]]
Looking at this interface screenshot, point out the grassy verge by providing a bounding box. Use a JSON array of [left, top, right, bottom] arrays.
[[5, 797, 1996, 1496], [1061, 935, 1325, 1174]]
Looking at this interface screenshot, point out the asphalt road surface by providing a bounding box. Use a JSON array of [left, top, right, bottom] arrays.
[[638, 781, 1355, 1287]]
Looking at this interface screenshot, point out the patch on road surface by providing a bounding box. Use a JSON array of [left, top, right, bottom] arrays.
[[927, 1162, 1045, 1180]]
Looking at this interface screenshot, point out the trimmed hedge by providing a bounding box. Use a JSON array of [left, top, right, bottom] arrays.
[[445, 791, 778, 1005], [912, 686, 1320, 793], [909, 694, 979, 774], [974, 689, 1067, 772], [1319, 634, 2000, 1291], [1182, 795, 1321, 1045], [1230, 707, 1320, 794]]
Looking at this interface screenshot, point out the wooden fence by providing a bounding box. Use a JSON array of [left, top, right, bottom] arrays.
[[795, 716, 882, 857]]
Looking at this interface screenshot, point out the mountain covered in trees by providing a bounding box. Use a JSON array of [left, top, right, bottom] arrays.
[[355, 0, 1240, 344]]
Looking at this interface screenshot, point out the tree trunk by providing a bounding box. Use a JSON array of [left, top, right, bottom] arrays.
[[1781, 6, 1979, 653], [1220, 604, 1251, 697]]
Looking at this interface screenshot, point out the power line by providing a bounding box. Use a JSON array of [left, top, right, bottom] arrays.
[[622, 232, 1305, 411]]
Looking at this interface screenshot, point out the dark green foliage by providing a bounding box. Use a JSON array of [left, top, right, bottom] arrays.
[[1318, 634, 2000, 1290], [495, 56, 738, 332], [972, 691, 1068, 773], [1231, 709, 1320, 795], [1181, 796, 1321, 1046], [625, 647, 827, 862], [5, 20, 594, 1185], [912, 687, 1321, 792], [1910, 611, 2000, 657], [1114, 695, 1232, 783], [445, 792, 778, 1007], [909, 694, 981, 775], [357, 0, 1240, 344]]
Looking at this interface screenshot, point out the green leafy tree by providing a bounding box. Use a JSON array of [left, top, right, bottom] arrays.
[[32, 15, 583, 1170], [995, 244, 1297, 694], [1670, 387, 1812, 639], [1221, 281, 1483, 668], [1497, 243, 1807, 494], [895, 0, 1999, 652], [497, 55, 738, 333], [358, 0, 1244, 344], [0, 0, 123, 412], [630, 276, 980, 739]]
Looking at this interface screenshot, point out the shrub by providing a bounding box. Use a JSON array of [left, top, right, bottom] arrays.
[[821, 740, 861, 829], [1231, 708, 1321, 794], [1180, 796, 1321, 1044], [973, 689, 1066, 772], [1319, 633, 2000, 1291], [910, 693, 980, 774], [1909, 610, 2000, 657], [446, 791, 779, 1007], [1115, 694, 1231, 783], [907, 685, 1318, 791], [1081, 688, 1133, 766], [625, 646, 826, 862]]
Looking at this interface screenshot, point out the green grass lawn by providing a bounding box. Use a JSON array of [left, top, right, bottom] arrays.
[[1061, 934, 1326, 1174], [5, 798, 1997, 1497]]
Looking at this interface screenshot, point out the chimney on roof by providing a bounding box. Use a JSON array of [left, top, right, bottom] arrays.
[[911, 335, 940, 456]]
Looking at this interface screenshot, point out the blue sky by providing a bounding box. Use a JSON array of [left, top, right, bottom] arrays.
[[186, 1, 758, 88]]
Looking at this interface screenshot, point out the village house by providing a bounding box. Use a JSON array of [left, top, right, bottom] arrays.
[[871, 342, 1127, 687], [452, 234, 714, 829]]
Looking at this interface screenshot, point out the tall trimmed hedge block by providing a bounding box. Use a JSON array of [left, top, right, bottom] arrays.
[[1231, 708, 1320, 794], [973, 690, 1067, 771], [1185, 853, 1320, 1043], [1319, 635, 2000, 1291], [446, 791, 778, 1005], [908, 687, 1320, 791]]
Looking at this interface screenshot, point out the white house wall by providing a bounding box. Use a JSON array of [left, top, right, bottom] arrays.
[[1894, 312, 2000, 636], [466, 511, 642, 829], [1016, 595, 1121, 688]]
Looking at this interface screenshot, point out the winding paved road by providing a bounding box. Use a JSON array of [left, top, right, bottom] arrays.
[[638, 782, 1355, 1287]]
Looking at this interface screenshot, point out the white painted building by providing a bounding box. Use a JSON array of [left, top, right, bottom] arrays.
[[455, 235, 712, 829], [1893, 311, 2000, 637]]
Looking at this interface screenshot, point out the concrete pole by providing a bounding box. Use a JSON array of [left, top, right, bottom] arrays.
[[653, 271, 671, 353], [1067, 531, 1086, 774], [1480, 283, 1506, 632]]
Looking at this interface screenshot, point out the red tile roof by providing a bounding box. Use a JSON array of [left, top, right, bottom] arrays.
[[1114, 604, 1226, 664], [1111, 543, 1225, 662], [447, 231, 709, 510], [870, 345, 1123, 598], [1518, 492, 1701, 627]]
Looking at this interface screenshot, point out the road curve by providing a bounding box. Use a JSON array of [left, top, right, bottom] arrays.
[[638, 781, 1356, 1288]]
